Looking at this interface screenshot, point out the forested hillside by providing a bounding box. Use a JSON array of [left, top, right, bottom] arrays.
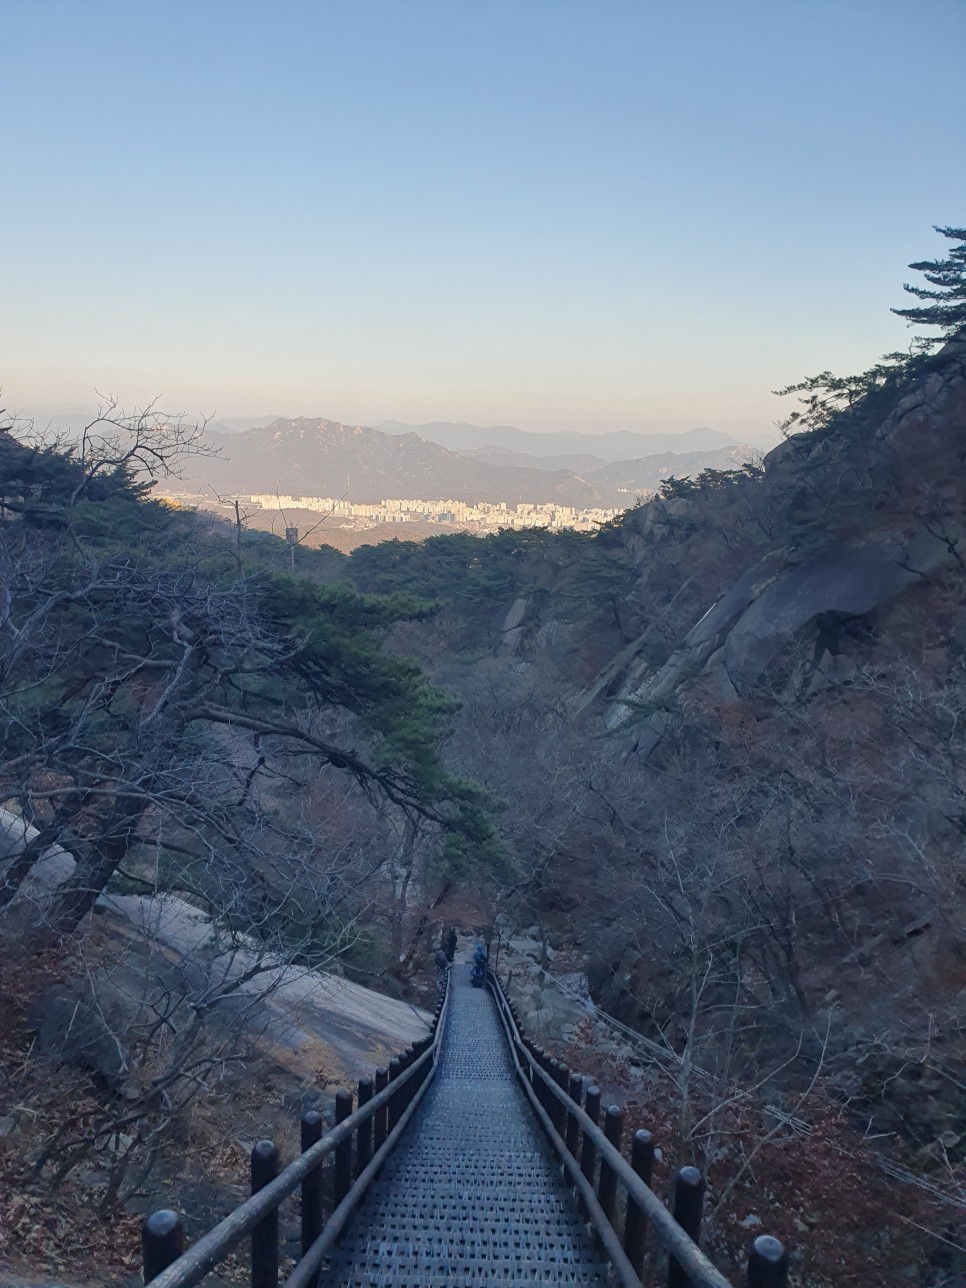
[[340, 328, 966, 1135]]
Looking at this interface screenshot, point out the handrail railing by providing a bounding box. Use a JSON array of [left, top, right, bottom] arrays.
[[487, 969, 790, 1288], [141, 970, 451, 1288]]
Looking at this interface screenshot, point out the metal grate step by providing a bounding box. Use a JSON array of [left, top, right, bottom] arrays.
[[319, 966, 609, 1287]]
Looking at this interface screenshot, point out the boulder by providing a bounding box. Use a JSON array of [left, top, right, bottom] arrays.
[[27, 991, 128, 1089], [612, 518, 963, 757], [0, 807, 75, 910]]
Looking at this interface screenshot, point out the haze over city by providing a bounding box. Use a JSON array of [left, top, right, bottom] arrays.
[[4, 0, 965, 439]]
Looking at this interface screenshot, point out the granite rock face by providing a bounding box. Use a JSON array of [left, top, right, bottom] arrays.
[[603, 336, 966, 756], [500, 595, 530, 652], [1, 813, 431, 1089], [606, 550, 787, 732], [721, 527, 961, 696]]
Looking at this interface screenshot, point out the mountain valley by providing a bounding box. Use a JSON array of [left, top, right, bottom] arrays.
[[3, 333, 965, 1287]]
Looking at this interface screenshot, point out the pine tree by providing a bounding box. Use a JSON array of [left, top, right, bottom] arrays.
[[891, 225, 966, 343], [774, 224, 966, 436]]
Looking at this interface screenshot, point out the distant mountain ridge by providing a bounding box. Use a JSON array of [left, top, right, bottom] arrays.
[[458, 448, 609, 473], [181, 418, 763, 508], [588, 444, 758, 492], [376, 420, 740, 459], [206, 416, 277, 433], [459, 443, 758, 486], [185, 418, 623, 506]]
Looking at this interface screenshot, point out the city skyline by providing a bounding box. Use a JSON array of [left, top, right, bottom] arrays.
[[164, 489, 625, 544]]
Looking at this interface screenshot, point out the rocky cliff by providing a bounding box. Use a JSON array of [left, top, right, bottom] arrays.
[[602, 333, 966, 750]]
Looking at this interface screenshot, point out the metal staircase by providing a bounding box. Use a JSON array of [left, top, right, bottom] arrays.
[[140, 961, 790, 1288], [320, 964, 609, 1286]]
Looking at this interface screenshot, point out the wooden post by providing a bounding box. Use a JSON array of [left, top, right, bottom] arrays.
[[142, 1210, 184, 1284], [333, 1090, 353, 1208], [579, 1084, 601, 1218], [250, 1140, 280, 1288], [404, 1046, 419, 1105], [564, 1073, 584, 1181], [668, 1167, 706, 1288], [373, 1066, 388, 1149], [356, 1077, 374, 1177], [387, 1055, 403, 1130], [533, 1047, 546, 1109], [624, 1128, 655, 1276], [556, 1062, 571, 1136], [550, 1060, 568, 1135], [748, 1235, 790, 1288], [543, 1054, 559, 1125], [397, 1046, 411, 1107], [598, 1105, 624, 1228], [300, 1111, 324, 1277], [523, 1038, 537, 1085], [543, 1055, 554, 1117]]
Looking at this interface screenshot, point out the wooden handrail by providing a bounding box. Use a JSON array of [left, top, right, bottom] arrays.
[[492, 979, 643, 1287], [283, 1024, 443, 1288], [143, 973, 450, 1288], [488, 969, 743, 1288]]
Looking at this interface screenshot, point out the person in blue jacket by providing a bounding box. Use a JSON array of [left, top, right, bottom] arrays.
[[470, 941, 487, 987]]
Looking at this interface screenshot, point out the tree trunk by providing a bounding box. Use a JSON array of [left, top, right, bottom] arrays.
[[0, 795, 88, 912], [50, 794, 147, 931], [0, 830, 52, 910]]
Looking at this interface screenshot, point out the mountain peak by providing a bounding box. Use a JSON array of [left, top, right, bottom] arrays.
[[192, 418, 622, 506]]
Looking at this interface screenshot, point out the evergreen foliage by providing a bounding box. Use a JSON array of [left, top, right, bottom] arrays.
[[657, 464, 764, 501], [773, 224, 964, 438], [771, 352, 932, 439], [346, 525, 640, 644], [892, 225, 966, 340]]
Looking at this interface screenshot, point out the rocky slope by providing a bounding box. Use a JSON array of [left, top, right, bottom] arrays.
[[0, 807, 432, 1282], [606, 335, 966, 746], [1, 807, 430, 1088]]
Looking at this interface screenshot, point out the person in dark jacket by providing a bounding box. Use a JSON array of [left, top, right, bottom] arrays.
[[470, 941, 487, 987]]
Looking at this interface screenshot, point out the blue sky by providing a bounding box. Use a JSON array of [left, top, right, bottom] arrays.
[[3, 0, 965, 437]]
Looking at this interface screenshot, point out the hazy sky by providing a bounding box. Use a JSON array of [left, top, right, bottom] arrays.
[[3, 0, 965, 437]]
